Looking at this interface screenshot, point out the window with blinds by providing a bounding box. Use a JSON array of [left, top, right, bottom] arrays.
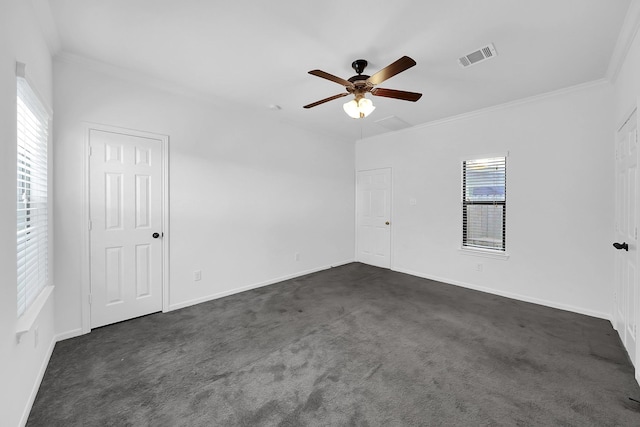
[[17, 75, 50, 317], [462, 157, 506, 251]]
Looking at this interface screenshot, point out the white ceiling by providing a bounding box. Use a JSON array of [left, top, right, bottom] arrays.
[[44, 0, 631, 140]]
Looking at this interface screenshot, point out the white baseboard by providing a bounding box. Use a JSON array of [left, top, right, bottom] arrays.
[[56, 328, 84, 342], [19, 334, 56, 427], [392, 267, 611, 321], [168, 260, 355, 312], [14, 259, 627, 425], [330, 259, 355, 268]]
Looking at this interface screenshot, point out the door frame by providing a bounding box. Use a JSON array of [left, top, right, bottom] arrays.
[[355, 167, 393, 269], [81, 122, 170, 334], [613, 106, 639, 373]]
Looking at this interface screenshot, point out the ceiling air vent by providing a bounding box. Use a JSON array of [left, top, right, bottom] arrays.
[[458, 43, 497, 68], [374, 115, 412, 131]]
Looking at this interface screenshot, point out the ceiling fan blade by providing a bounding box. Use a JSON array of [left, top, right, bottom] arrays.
[[371, 88, 422, 102], [367, 56, 417, 86], [308, 70, 355, 89], [303, 92, 349, 109]]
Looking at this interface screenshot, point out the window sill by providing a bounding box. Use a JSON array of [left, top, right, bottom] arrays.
[[459, 247, 510, 260], [16, 285, 54, 343]]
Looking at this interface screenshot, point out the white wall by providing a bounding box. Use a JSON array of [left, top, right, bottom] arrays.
[[53, 57, 355, 336], [0, 1, 56, 426], [356, 82, 614, 319], [613, 13, 640, 122]]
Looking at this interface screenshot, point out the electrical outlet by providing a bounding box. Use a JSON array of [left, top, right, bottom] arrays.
[[294, 253, 300, 261], [34, 326, 39, 348], [194, 270, 202, 281], [476, 263, 483, 272]]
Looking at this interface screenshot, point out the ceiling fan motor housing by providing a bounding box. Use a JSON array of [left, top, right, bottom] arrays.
[[346, 77, 372, 100], [352, 59, 368, 74], [348, 74, 371, 85], [348, 59, 373, 97]]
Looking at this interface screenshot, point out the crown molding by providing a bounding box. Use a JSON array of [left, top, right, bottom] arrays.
[[54, 51, 241, 111], [606, 0, 640, 83], [54, 52, 352, 142], [359, 78, 610, 142], [55, 52, 208, 98]]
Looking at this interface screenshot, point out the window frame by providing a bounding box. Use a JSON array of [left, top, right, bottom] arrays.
[[460, 154, 508, 258], [15, 61, 53, 325]]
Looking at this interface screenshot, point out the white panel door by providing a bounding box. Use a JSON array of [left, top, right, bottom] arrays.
[[614, 109, 638, 366], [89, 129, 163, 328], [356, 168, 391, 268]]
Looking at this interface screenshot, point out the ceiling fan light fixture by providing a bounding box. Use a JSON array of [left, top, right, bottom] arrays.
[[359, 98, 375, 117], [304, 56, 421, 115], [343, 99, 360, 118], [343, 98, 375, 119]]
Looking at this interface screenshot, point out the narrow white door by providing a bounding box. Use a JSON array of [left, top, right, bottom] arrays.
[[89, 129, 164, 328], [614, 109, 638, 366], [356, 168, 391, 268]]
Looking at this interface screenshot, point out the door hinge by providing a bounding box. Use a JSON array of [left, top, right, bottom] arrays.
[[88, 294, 92, 305], [88, 145, 92, 156], [88, 220, 92, 231]]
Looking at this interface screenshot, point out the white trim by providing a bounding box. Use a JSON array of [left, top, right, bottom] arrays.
[[460, 151, 510, 162], [81, 129, 90, 334], [81, 122, 170, 333], [353, 169, 362, 265], [168, 260, 354, 312], [604, 315, 616, 330], [55, 328, 84, 342], [55, 52, 229, 111], [393, 266, 611, 321], [18, 333, 56, 427], [16, 286, 54, 342], [354, 167, 393, 173], [162, 134, 171, 312], [18, 325, 86, 426], [617, 106, 638, 133], [458, 247, 510, 260], [606, 0, 640, 83], [330, 259, 355, 268], [353, 169, 358, 262], [355, 168, 393, 269], [460, 155, 507, 255], [360, 79, 610, 142], [15, 65, 53, 321], [390, 169, 395, 270], [417, 79, 608, 129], [53, 53, 353, 144], [15, 61, 53, 117]]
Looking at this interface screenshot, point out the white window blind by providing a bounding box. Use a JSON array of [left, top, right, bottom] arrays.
[[462, 157, 506, 251], [17, 75, 49, 317]]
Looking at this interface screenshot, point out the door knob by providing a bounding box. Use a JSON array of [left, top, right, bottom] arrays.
[[385, 221, 390, 225], [152, 232, 160, 239], [613, 242, 629, 251]]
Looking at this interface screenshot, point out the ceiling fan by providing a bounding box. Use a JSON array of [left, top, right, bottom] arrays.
[[304, 56, 422, 119]]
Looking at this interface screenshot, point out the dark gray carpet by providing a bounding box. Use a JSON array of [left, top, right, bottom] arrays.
[[28, 263, 640, 426]]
